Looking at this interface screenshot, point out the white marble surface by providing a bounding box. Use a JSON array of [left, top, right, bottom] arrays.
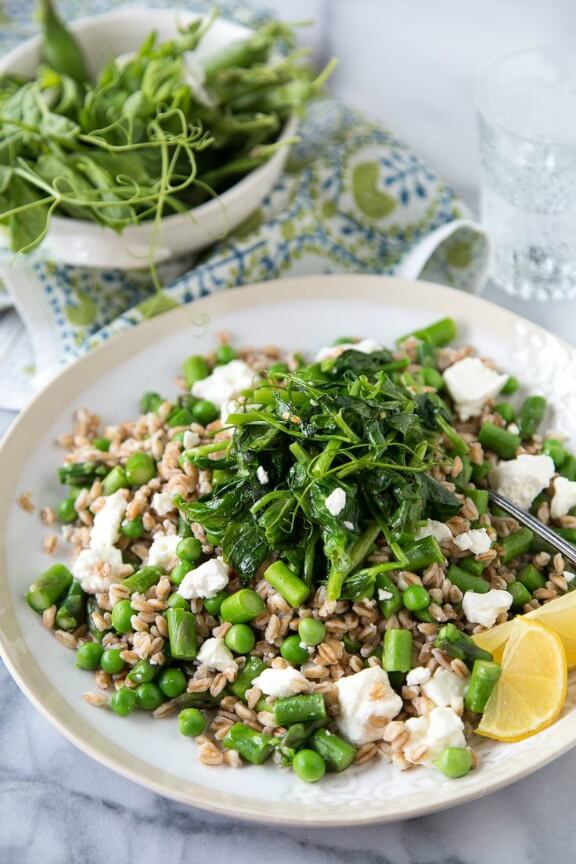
[[2, 0, 576, 860]]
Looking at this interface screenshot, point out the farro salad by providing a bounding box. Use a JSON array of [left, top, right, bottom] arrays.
[[24, 318, 576, 783]]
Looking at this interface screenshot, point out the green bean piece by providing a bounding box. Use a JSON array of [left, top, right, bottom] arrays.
[[182, 355, 209, 388], [517, 564, 546, 593], [55, 579, 86, 631], [556, 527, 576, 544], [471, 461, 491, 484], [560, 455, 576, 481], [376, 574, 402, 618], [127, 659, 157, 685], [447, 564, 489, 594], [27, 563, 73, 613], [57, 497, 77, 524], [165, 607, 197, 661], [121, 566, 162, 594], [542, 438, 568, 469], [501, 376, 519, 395], [436, 415, 470, 456], [463, 487, 489, 515], [135, 683, 164, 711], [264, 561, 310, 607], [434, 623, 493, 665], [518, 396, 547, 441], [166, 407, 194, 428], [166, 593, 190, 611], [310, 728, 356, 772], [76, 641, 103, 671], [453, 455, 473, 489], [140, 392, 164, 414], [223, 723, 276, 765], [111, 688, 137, 717], [280, 634, 309, 665], [38, 0, 90, 83], [398, 317, 457, 348], [102, 466, 128, 495], [507, 581, 532, 609], [494, 402, 516, 424], [292, 749, 326, 783], [421, 366, 444, 390], [402, 584, 431, 612], [433, 747, 473, 779], [383, 629, 413, 673], [125, 452, 156, 487], [179, 707, 206, 737], [111, 599, 134, 634], [220, 589, 265, 623], [87, 596, 106, 642], [401, 536, 445, 571], [298, 617, 326, 646], [464, 659, 501, 713], [274, 694, 327, 727], [478, 422, 521, 460], [229, 656, 267, 701], [459, 556, 488, 578], [499, 528, 534, 564]]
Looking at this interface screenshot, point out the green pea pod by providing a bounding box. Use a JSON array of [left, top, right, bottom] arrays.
[[38, 0, 90, 85]]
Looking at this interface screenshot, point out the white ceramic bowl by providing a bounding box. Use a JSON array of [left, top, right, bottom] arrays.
[[1, 275, 576, 825], [0, 8, 297, 268]]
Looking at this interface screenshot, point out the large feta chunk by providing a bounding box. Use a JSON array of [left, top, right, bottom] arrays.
[[147, 532, 181, 571], [73, 545, 129, 594], [551, 476, 576, 520], [489, 454, 555, 510], [454, 528, 492, 555], [415, 519, 452, 543], [315, 338, 382, 363], [151, 490, 175, 517], [325, 487, 346, 516], [197, 637, 235, 672], [422, 668, 466, 707], [404, 707, 466, 763], [462, 589, 513, 628], [89, 489, 128, 549], [252, 666, 310, 698], [443, 357, 508, 421], [191, 359, 257, 407], [178, 556, 230, 600], [335, 667, 402, 745]]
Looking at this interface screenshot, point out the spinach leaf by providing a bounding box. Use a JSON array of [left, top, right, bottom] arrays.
[[222, 519, 270, 584]]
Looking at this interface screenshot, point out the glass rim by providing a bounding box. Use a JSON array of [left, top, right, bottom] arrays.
[[476, 42, 576, 144]]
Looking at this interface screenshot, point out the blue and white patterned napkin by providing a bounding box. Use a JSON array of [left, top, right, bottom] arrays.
[[0, 0, 489, 403]]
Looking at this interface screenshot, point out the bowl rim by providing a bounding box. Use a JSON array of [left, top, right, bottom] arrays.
[[0, 6, 297, 235], [1, 274, 576, 826]]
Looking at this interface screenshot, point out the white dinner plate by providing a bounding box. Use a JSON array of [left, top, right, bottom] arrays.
[[1, 275, 576, 825]]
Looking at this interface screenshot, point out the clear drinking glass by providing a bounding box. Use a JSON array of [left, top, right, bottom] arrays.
[[477, 45, 576, 301]]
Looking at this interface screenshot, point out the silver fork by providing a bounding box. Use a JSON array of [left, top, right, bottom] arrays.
[[488, 490, 576, 568]]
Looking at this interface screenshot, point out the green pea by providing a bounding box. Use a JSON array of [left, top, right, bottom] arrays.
[[203, 590, 228, 616], [135, 682, 164, 711], [192, 400, 219, 425], [402, 584, 431, 612], [111, 599, 134, 634], [182, 355, 209, 388], [225, 624, 256, 655], [166, 593, 190, 611], [93, 437, 111, 452], [58, 497, 77, 524], [176, 537, 203, 563], [215, 344, 237, 364], [102, 466, 127, 495], [179, 707, 206, 737], [433, 746, 473, 779], [292, 749, 326, 783], [121, 516, 144, 539], [158, 667, 187, 698], [280, 634, 309, 665], [100, 648, 125, 675], [127, 658, 156, 685], [297, 618, 326, 647], [125, 452, 156, 487], [76, 641, 103, 671], [171, 561, 191, 586], [110, 688, 137, 717]]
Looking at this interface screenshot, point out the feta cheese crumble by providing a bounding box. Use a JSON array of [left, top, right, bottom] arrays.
[[550, 476, 576, 520], [462, 589, 513, 628], [489, 454, 555, 510], [73, 546, 128, 594], [406, 666, 432, 687], [404, 707, 466, 764], [324, 487, 346, 516], [378, 588, 393, 602], [197, 637, 235, 672], [443, 357, 508, 421], [191, 359, 256, 407], [90, 490, 127, 549], [178, 557, 230, 600], [256, 465, 269, 485], [334, 667, 402, 745], [454, 528, 492, 555], [252, 666, 310, 698], [415, 519, 452, 543], [151, 490, 175, 517], [147, 533, 181, 571], [315, 338, 381, 363], [422, 668, 466, 707], [183, 430, 200, 449]]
